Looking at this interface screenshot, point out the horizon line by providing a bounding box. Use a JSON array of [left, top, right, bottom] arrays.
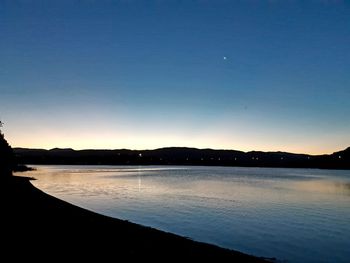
[[13, 145, 349, 156]]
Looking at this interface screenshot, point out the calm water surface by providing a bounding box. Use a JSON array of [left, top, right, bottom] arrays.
[[21, 165, 350, 263]]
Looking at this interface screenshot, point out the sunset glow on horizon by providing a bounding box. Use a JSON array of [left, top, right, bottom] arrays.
[[1, 1, 349, 155]]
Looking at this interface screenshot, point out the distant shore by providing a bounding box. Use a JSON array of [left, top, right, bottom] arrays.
[[14, 146, 350, 169], [2, 175, 268, 261]]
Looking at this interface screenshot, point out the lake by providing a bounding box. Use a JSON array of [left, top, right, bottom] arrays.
[[21, 165, 350, 263]]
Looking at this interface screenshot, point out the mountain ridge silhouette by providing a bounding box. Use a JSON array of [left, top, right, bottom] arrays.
[[14, 146, 350, 169]]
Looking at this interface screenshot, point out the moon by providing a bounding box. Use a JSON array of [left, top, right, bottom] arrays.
[[223, 56, 227, 60]]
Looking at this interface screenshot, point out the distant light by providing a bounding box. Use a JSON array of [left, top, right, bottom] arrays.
[[139, 153, 142, 157], [339, 156, 342, 159]]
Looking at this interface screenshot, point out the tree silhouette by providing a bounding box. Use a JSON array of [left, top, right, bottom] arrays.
[[0, 120, 13, 177]]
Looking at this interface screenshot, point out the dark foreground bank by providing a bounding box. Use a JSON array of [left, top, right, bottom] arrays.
[[2, 175, 268, 262]]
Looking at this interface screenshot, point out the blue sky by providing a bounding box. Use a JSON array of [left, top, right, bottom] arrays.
[[0, 1, 349, 154]]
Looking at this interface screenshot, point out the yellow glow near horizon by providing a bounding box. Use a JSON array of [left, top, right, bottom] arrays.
[[3, 111, 349, 155], [6, 128, 348, 155]]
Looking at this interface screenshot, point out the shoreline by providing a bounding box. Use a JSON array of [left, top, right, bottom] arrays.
[[2, 175, 269, 261], [14, 146, 350, 170]]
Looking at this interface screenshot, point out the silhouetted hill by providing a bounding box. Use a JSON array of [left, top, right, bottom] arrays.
[[0, 137, 32, 175], [0, 132, 13, 177], [332, 147, 350, 158], [14, 146, 350, 169]]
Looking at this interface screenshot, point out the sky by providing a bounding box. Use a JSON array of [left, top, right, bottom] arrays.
[[0, 0, 349, 154]]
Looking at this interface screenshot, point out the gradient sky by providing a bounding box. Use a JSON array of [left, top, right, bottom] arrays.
[[1, 1, 349, 154]]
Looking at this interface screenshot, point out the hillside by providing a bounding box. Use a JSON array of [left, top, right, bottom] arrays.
[[14, 146, 350, 169]]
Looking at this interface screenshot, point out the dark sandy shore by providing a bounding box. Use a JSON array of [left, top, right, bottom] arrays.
[[2, 175, 268, 262]]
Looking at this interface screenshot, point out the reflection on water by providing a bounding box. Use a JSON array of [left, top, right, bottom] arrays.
[[293, 180, 350, 195], [20, 165, 350, 263]]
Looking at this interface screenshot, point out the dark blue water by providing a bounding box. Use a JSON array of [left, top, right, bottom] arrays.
[[22, 165, 350, 263]]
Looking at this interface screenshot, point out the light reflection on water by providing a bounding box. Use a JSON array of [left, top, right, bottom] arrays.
[[21, 165, 350, 263]]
